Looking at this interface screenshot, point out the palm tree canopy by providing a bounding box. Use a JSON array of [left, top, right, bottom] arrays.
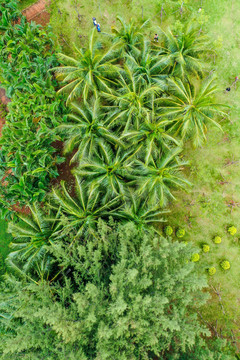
[[57, 97, 124, 164], [102, 64, 163, 132], [121, 106, 180, 164], [131, 147, 191, 207], [157, 76, 227, 147], [156, 22, 214, 79], [74, 143, 134, 199], [110, 190, 169, 232], [52, 175, 122, 239], [6, 203, 62, 276], [126, 39, 168, 87], [51, 29, 119, 103], [111, 16, 150, 56]]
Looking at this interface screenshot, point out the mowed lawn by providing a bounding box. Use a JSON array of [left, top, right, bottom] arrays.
[[167, 0, 240, 334]]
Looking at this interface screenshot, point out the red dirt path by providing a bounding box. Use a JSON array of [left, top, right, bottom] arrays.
[[0, 88, 10, 137], [22, 0, 50, 26]]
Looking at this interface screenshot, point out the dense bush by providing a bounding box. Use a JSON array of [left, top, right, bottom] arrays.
[[208, 267, 216, 276], [0, 221, 212, 359], [220, 260, 230, 270], [191, 253, 200, 262], [202, 244, 210, 253], [0, 2, 67, 216], [228, 226, 237, 236], [214, 236, 222, 244], [164, 225, 173, 236], [176, 227, 185, 238]]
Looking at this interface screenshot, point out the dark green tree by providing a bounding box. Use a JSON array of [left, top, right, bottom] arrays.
[[0, 221, 227, 360]]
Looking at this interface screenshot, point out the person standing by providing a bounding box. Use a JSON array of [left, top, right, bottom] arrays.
[[154, 33, 159, 42], [96, 22, 101, 32], [92, 17, 97, 26]]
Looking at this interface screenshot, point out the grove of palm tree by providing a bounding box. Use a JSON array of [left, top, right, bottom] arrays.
[[0, 0, 239, 359]]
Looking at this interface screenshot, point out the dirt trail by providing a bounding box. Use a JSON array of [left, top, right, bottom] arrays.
[[0, 88, 10, 137], [22, 0, 50, 26]]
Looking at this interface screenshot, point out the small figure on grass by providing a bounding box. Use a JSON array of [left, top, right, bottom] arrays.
[[232, 76, 239, 88], [225, 76, 239, 92], [154, 33, 159, 42], [96, 22, 101, 32], [92, 17, 97, 26]]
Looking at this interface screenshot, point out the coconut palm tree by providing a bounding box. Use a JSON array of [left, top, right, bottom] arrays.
[[6, 203, 62, 277], [132, 147, 191, 207], [110, 190, 168, 232], [52, 175, 122, 240], [111, 16, 149, 56], [126, 39, 168, 87], [74, 143, 133, 199], [157, 76, 227, 147], [121, 104, 180, 164], [51, 29, 119, 103], [102, 64, 163, 132], [156, 22, 213, 79], [57, 97, 124, 164]]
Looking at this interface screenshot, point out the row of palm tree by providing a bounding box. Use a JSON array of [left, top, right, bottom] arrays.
[[6, 17, 227, 277]]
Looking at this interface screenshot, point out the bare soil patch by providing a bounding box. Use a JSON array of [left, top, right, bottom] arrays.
[[22, 0, 50, 26]]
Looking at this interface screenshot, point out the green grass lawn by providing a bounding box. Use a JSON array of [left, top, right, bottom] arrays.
[[0, 219, 12, 275], [166, 0, 240, 336], [17, 0, 238, 341]]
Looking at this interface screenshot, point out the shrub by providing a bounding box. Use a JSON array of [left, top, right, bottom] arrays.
[[164, 225, 173, 236], [191, 253, 200, 262], [0, 5, 67, 218], [176, 228, 185, 238], [0, 221, 211, 359], [207, 267, 216, 276], [220, 260, 230, 270], [202, 244, 210, 253], [213, 236, 221, 244], [228, 226, 237, 236]]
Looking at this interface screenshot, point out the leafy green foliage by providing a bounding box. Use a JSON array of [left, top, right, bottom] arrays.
[[0, 221, 212, 359], [157, 76, 227, 147], [220, 260, 230, 270], [202, 244, 210, 253], [156, 21, 213, 79], [52, 175, 122, 239], [165, 225, 173, 236], [176, 227, 185, 238], [111, 16, 149, 56], [208, 267, 216, 276], [227, 226, 237, 236], [6, 203, 62, 277], [0, 4, 67, 215], [51, 29, 119, 103], [57, 97, 123, 163], [214, 236, 222, 244], [191, 253, 200, 262]]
